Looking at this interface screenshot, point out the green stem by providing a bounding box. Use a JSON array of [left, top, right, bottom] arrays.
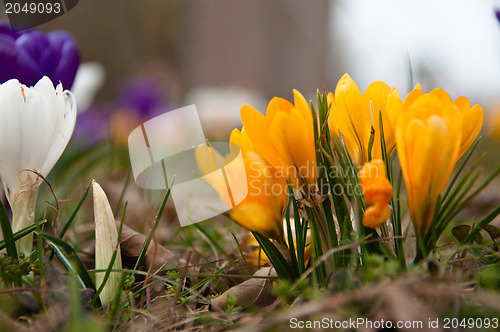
[[311, 205, 334, 276], [11, 179, 39, 258]]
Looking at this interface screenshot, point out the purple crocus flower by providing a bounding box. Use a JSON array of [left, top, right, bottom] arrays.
[[117, 77, 168, 119], [0, 22, 79, 89], [496, 10, 500, 24], [72, 106, 112, 146]]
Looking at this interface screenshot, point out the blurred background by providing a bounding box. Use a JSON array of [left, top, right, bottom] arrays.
[[2, 0, 500, 140]]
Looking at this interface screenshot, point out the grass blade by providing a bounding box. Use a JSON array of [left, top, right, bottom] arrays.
[[0, 198, 17, 259], [0, 219, 47, 251], [379, 111, 405, 267], [284, 193, 299, 276], [114, 168, 131, 216], [252, 231, 295, 281], [441, 138, 481, 201], [36, 223, 44, 283], [443, 165, 500, 226], [461, 204, 500, 245], [58, 179, 93, 239], [193, 223, 231, 260], [133, 180, 173, 271], [41, 232, 96, 291]]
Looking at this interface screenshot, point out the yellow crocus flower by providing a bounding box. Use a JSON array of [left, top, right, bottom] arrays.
[[229, 128, 287, 239], [397, 91, 464, 234], [196, 128, 286, 239], [240, 90, 317, 194], [328, 73, 403, 166], [402, 84, 484, 159], [358, 159, 393, 229], [454, 97, 484, 157]]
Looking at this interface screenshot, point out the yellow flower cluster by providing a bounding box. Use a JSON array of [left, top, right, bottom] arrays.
[[327, 74, 483, 234], [216, 73, 483, 243]]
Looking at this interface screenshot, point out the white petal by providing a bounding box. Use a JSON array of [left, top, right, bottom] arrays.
[[40, 89, 77, 176], [0, 80, 24, 203], [20, 80, 56, 174]]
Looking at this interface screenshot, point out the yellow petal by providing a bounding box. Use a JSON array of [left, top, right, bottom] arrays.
[[429, 88, 452, 104], [333, 74, 371, 164], [359, 159, 392, 206], [195, 144, 225, 175], [364, 81, 391, 114], [327, 92, 340, 142], [454, 97, 483, 158], [364, 81, 401, 160], [231, 202, 282, 239], [403, 83, 423, 110], [241, 104, 283, 168], [269, 111, 317, 189], [265, 97, 294, 127], [293, 89, 315, 141], [244, 151, 287, 207], [363, 204, 391, 229], [385, 88, 404, 152], [229, 128, 242, 154], [359, 159, 393, 229]]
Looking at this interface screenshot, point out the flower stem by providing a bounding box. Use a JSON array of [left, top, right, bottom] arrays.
[[11, 180, 39, 258]]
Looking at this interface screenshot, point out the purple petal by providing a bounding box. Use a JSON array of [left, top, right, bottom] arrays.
[[0, 22, 19, 40], [15, 32, 53, 85], [118, 78, 165, 118], [0, 35, 19, 83], [496, 10, 500, 24], [15, 31, 51, 62], [73, 106, 111, 145], [49, 31, 80, 88]]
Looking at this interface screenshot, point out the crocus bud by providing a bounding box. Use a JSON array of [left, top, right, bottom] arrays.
[[93, 180, 122, 305], [358, 160, 393, 229], [0, 23, 79, 88]]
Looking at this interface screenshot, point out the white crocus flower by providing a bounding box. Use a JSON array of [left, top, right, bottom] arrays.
[[93, 180, 122, 305], [0, 76, 77, 257]]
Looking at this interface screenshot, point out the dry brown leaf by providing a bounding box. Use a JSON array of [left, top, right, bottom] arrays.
[[0, 312, 30, 332], [374, 283, 437, 331], [117, 221, 176, 271], [209, 267, 277, 311], [12, 258, 95, 332]]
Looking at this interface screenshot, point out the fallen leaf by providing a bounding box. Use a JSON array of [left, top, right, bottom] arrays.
[[117, 221, 176, 271], [209, 267, 277, 311]]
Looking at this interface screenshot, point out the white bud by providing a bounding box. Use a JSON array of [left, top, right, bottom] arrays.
[[93, 180, 122, 305]]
